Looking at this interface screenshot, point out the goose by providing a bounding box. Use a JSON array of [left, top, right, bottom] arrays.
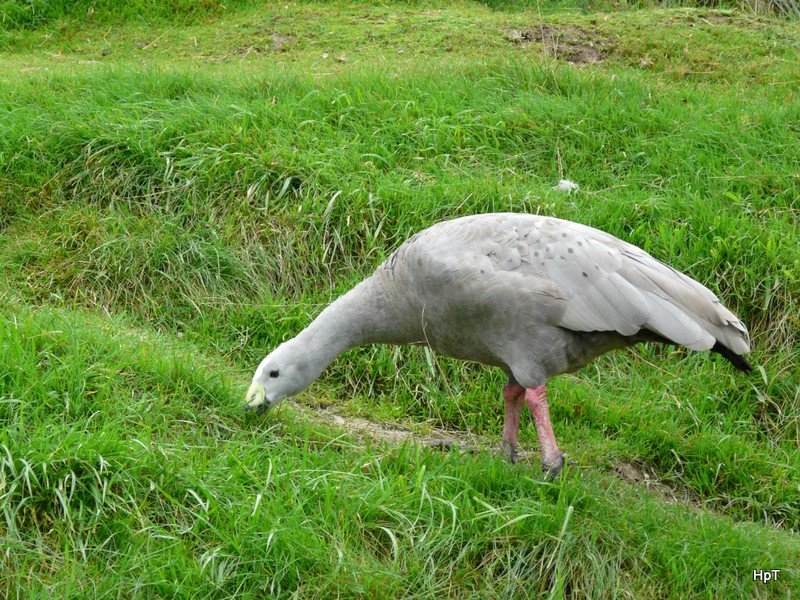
[[245, 213, 751, 476]]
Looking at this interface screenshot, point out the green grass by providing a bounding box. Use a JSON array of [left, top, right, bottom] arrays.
[[1, 1, 799, 597]]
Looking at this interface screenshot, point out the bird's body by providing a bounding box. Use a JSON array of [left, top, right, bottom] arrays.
[[246, 213, 751, 475]]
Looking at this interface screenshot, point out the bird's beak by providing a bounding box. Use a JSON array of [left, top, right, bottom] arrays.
[[244, 380, 269, 412]]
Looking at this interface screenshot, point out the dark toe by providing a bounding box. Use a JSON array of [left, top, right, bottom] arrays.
[[542, 454, 566, 478], [500, 439, 519, 464]]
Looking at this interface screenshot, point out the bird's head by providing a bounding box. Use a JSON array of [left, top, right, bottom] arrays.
[[244, 341, 312, 413]]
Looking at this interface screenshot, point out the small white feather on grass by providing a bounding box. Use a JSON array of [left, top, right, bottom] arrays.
[[553, 179, 580, 193]]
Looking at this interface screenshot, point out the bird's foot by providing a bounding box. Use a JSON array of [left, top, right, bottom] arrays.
[[500, 438, 519, 464], [541, 453, 567, 479]]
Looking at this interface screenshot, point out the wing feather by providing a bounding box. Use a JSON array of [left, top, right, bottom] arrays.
[[485, 216, 750, 353], [389, 213, 750, 358]]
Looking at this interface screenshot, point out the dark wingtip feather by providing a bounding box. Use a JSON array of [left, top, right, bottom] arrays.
[[712, 341, 753, 372]]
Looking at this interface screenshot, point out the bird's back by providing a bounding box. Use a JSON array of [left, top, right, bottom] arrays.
[[373, 213, 750, 385]]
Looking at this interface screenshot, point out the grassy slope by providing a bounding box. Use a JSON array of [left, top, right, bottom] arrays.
[[1, 1, 798, 597]]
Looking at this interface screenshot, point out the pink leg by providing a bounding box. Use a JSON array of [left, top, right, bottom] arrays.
[[525, 385, 565, 477], [501, 382, 525, 463]]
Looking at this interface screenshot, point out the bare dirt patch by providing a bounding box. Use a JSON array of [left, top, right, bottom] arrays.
[[232, 33, 293, 57], [614, 460, 701, 507], [506, 25, 615, 65], [666, 10, 741, 26], [314, 408, 482, 451], [297, 402, 540, 460], [269, 33, 292, 51]]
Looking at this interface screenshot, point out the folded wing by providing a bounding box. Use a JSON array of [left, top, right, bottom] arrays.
[[523, 218, 750, 354]]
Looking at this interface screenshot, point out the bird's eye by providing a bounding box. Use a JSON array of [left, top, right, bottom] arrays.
[[269, 370, 279, 378]]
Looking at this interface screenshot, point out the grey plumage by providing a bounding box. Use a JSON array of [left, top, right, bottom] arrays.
[[366, 213, 750, 386], [246, 213, 751, 470]]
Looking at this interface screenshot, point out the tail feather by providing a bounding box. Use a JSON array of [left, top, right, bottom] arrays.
[[632, 330, 753, 372], [711, 341, 753, 372]]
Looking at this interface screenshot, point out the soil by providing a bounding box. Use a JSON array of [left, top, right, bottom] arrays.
[[313, 407, 483, 452], [299, 403, 536, 459], [506, 24, 615, 65], [233, 33, 292, 57], [269, 34, 292, 51], [614, 460, 702, 507]]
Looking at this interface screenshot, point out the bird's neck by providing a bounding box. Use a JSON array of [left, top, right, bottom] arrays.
[[289, 275, 396, 379]]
